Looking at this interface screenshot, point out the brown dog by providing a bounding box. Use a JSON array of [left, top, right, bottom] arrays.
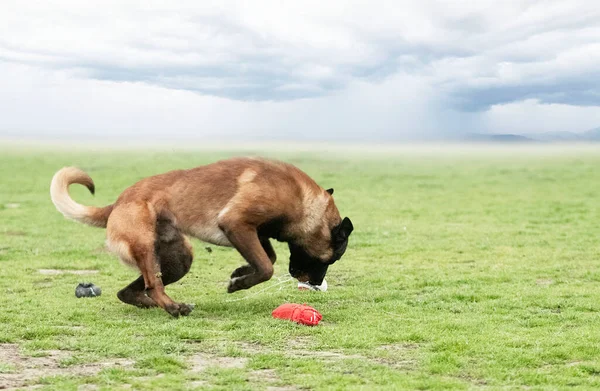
[[50, 157, 353, 317]]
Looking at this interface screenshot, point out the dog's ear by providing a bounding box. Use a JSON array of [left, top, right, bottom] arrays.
[[326, 188, 334, 195], [340, 217, 353, 237], [333, 217, 353, 242]]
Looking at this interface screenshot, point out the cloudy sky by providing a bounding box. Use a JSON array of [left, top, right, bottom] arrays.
[[1, 0, 600, 142]]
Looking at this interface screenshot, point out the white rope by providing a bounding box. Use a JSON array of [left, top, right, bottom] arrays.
[[225, 274, 295, 302]]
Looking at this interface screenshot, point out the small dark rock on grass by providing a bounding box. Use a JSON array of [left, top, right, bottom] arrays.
[[75, 282, 102, 298]]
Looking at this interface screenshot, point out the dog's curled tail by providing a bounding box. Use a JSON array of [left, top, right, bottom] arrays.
[[50, 167, 113, 228]]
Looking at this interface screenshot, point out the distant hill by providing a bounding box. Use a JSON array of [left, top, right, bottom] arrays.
[[465, 126, 600, 143], [534, 131, 583, 142], [582, 127, 600, 141], [464, 133, 536, 143]]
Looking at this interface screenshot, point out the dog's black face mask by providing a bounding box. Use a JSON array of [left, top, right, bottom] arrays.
[[288, 244, 330, 286], [288, 217, 354, 285]]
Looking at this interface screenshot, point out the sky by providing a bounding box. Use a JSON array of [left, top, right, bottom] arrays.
[[1, 0, 600, 142]]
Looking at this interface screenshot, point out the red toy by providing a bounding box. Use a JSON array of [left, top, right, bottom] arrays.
[[271, 303, 323, 326]]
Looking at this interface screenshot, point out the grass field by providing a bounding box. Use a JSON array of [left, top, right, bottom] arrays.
[[1, 143, 600, 390]]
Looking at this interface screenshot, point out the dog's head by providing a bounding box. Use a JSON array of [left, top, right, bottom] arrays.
[[288, 188, 354, 285]]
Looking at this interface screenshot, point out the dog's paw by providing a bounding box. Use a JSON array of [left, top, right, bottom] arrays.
[[178, 303, 193, 316], [227, 277, 241, 293], [230, 264, 254, 279], [165, 302, 194, 317]]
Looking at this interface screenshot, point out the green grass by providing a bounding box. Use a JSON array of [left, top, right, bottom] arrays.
[[1, 144, 600, 390]]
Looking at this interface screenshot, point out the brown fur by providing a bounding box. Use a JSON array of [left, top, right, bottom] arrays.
[[50, 157, 349, 317]]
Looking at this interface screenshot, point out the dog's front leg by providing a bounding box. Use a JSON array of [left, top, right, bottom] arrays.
[[230, 237, 277, 278], [221, 224, 274, 293]]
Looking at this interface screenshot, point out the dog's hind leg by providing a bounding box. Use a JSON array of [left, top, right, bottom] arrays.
[[230, 237, 276, 278], [116, 219, 194, 310], [116, 234, 193, 308], [117, 276, 157, 308], [155, 218, 194, 286], [107, 203, 192, 317]]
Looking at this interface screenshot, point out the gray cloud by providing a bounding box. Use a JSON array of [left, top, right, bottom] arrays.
[[1, 0, 600, 140], [452, 76, 600, 112]]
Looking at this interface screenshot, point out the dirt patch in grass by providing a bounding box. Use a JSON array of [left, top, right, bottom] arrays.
[[38, 269, 99, 275], [536, 279, 553, 286], [370, 356, 416, 370], [237, 339, 417, 370], [188, 380, 208, 388], [2, 231, 27, 236], [248, 369, 303, 390], [189, 353, 248, 372], [248, 369, 279, 383], [186, 352, 248, 388], [247, 368, 303, 391], [289, 349, 364, 360], [377, 343, 419, 352], [285, 336, 313, 350], [373, 344, 419, 370], [0, 344, 134, 390], [187, 352, 304, 389]]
